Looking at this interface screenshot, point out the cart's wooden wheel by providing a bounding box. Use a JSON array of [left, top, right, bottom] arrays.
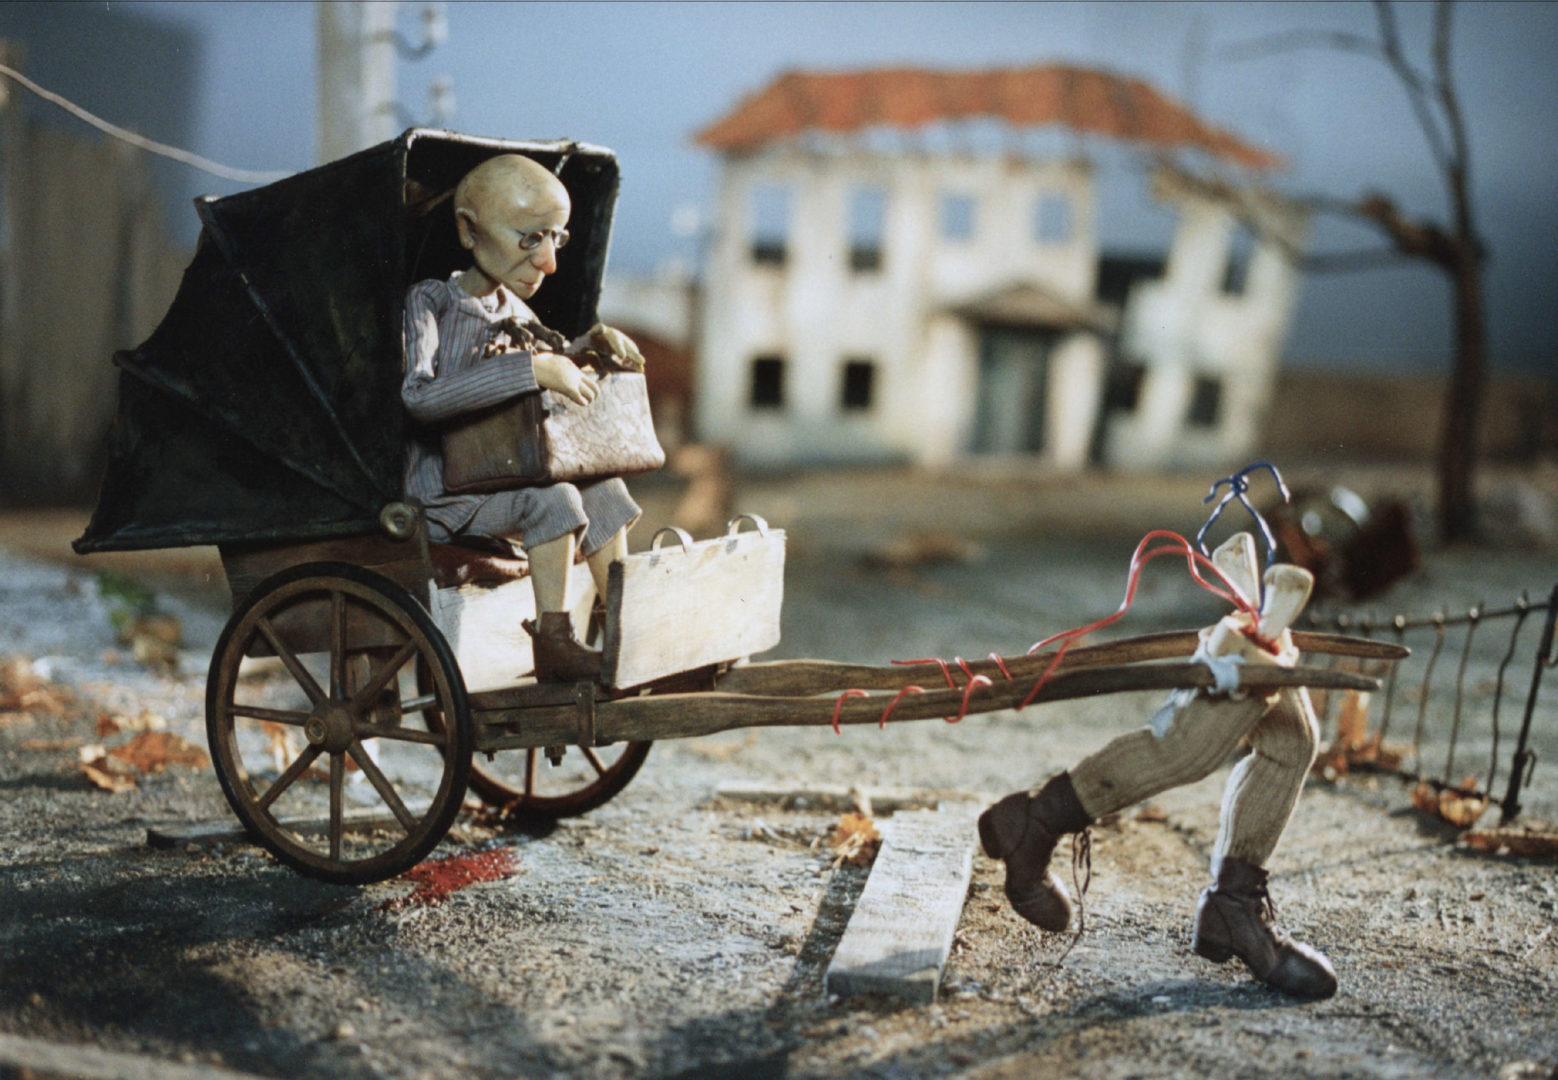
[[468, 739, 652, 821], [206, 563, 472, 885]]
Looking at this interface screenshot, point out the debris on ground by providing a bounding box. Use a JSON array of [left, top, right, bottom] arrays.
[[1411, 777, 1490, 829], [1461, 823, 1558, 859], [860, 531, 985, 572], [828, 812, 881, 868], [96, 570, 182, 670], [0, 655, 74, 724], [77, 731, 210, 793], [1313, 689, 1406, 780], [381, 848, 522, 911]]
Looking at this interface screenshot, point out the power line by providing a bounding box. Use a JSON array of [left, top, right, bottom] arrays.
[[0, 62, 292, 185]]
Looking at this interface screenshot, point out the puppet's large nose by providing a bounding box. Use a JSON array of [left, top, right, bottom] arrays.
[[532, 237, 560, 274]]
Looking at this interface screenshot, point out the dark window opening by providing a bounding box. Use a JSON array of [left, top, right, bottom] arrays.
[[749, 355, 785, 410], [840, 359, 876, 411], [752, 240, 787, 266], [849, 245, 883, 272], [848, 186, 886, 274], [750, 185, 789, 267], [1187, 375, 1222, 428], [1221, 222, 1256, 295], [1103, 361, 1147, 414]]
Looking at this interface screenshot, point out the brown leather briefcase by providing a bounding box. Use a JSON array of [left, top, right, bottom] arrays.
[[441, 370, 665, 494]]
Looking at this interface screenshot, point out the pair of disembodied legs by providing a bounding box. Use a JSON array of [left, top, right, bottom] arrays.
[[979, 680, 1338, 998]]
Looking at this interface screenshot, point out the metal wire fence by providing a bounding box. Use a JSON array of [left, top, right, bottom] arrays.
[[1305, 582, 1558, 825]]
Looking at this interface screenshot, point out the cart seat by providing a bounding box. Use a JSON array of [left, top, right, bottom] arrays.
[[430, 540, 530, 589]]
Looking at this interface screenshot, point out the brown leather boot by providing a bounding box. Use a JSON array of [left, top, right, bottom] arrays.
[[1193, 856, 1337, 998], [977, 773, 1092, 932], [524, 611, 602, 683]]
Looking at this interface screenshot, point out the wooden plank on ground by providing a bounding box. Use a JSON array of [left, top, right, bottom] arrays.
[[603, 526, 784, 690], [713, 780, 973, 815], [0, 1032, 271, 1080], [825, 807, 979, 1004], [147, 806, 428, 850]]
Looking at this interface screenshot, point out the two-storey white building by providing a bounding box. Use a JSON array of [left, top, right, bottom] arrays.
[[686, 66, 1303, 472]]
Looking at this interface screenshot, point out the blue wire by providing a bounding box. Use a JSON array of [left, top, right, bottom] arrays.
[[1196, 462, 1292, 567]]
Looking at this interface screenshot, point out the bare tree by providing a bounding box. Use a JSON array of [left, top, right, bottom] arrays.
[[1226, 0, 1485, 542]]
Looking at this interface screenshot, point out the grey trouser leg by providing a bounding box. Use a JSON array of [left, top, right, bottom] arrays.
[[462, 477, 640, 555]]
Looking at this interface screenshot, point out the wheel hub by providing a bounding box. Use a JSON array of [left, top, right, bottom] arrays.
[[305, 702, 356, 755]]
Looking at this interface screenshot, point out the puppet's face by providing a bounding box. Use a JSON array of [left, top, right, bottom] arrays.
[[458, 174, 571, 300]]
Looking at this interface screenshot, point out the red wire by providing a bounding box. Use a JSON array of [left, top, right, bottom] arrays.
[[830, 529, 1272, 734]]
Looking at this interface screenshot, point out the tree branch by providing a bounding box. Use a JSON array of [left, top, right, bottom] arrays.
[[1296, 248, 1414, 274], [1373, 0, 1455, 180]]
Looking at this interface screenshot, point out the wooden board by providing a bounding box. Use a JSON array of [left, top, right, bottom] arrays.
[[429, 573, 594, 693], [825, 807, 979, 1003], [602, 526, 784, 690]]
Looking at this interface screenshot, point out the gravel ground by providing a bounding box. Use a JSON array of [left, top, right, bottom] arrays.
[[1, 463, 1556, 1080]]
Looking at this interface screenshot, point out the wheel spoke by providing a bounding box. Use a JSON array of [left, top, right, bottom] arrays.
[[399, 693, 438, 715], [525, 749, 537, 797], [348, 742, 417, 832], [355, 723, 445, 746], [328, 753, 344, 861], [580, 747, 607, 776], [329, 592, 346, 699], [256, 616, 326, 706], [257, 743, 322, 811], [348, 638, 418, 715], [229, 705, 310, 726]]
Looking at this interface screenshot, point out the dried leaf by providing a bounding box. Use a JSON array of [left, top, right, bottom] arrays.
[[828, 812, 881, 867], [1410, 779, 1490, 829], [109, 731, 210, 773], [80, 752, 137, 793], [0, 711, 35, 730]]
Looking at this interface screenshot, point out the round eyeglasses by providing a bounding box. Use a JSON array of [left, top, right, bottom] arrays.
[[518, 227, 570, 251]]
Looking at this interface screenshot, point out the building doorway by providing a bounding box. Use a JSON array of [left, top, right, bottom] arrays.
[[971, 328, 1054, 454]]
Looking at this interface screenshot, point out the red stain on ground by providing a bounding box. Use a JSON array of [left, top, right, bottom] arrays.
[[381, 849, 520, 911]]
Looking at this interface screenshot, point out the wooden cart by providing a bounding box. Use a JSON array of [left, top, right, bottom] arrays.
[[74, 130, 1400, 885]]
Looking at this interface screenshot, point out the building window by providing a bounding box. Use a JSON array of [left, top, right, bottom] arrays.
[[840, 358, 876, 411], [1034, 193, 1073, 244], [940, 193, 976, 241], [749, 355, 786, 410], [848, 186, 886, 272], [1103, 361, 1147, 414], [1187, 375, 1222, 428], [749, 185, 789, 266], [1222, 222, 1256, 295]]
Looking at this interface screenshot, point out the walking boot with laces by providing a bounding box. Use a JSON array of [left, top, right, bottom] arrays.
[[977, 773, 1092, 932], [1192, 856, 1337, 998], [524, 611, 602, 683]]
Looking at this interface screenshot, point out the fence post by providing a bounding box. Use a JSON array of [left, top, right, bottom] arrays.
[[1499, 582, 1558, 824]]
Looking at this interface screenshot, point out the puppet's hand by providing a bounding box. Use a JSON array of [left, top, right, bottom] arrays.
[[533, 351, 599, 406], [570, 322, 646, 372]]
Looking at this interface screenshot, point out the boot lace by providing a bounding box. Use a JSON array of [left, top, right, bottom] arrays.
[[1054, 827, 1093, 965]]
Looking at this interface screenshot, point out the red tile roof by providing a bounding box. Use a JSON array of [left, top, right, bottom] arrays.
[[694, 66, 1281, 171]]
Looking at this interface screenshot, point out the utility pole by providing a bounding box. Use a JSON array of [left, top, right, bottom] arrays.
[[316, 1, 399, 165], [316, 2, 449, 166]]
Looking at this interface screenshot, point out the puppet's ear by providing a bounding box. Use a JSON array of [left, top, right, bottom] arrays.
[[454, 207, 478, 249], [1258, 564, 1314, 640], [1211, 532, 1260, 611]]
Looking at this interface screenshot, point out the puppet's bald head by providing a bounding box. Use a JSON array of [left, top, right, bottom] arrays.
[[453, 155, 571, 299]]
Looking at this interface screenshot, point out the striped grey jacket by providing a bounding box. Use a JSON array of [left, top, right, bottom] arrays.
[[401, 275, 540, 533]]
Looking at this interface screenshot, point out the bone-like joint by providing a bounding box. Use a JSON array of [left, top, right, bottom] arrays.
[[1258, 564, 1315, 641]]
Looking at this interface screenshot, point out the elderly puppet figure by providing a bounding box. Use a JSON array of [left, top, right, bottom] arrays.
[[402, 153, 645, 682], [979, 533, 1338, 998]]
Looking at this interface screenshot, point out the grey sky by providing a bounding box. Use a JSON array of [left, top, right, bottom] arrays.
[[11, 1, 1558, 373]]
